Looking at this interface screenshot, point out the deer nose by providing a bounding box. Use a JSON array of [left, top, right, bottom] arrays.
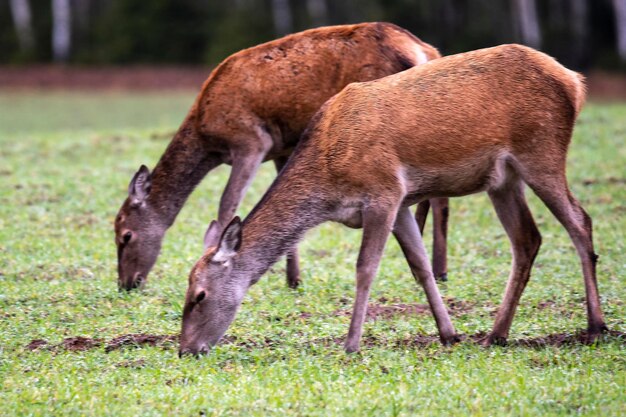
[[132, 273, 144, 288], [118, 272, 144, 291], [178, 344, 210, 358]]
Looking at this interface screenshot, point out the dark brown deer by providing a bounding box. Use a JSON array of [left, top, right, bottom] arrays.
[[114, 22, 449, 291], [179, 44, 608, 356]]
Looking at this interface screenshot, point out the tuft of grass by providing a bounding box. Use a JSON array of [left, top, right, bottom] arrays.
[[0, 92, 625, 416]]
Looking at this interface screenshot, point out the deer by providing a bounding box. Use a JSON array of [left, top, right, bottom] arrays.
[[114, 22, 450, 292], [179, 44, 608, 357]]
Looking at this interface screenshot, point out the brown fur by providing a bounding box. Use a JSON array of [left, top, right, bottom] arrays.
[[180, 44, 607, 356], [114, 22, 448, 291], [190, 22, 439, 157]]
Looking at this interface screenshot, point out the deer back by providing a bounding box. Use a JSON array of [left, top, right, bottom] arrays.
[[189, 22, 440, 150], [290, 44, 585, 202]]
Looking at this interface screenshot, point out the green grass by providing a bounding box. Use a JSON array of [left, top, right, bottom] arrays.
[[0, 92, 625, 416]]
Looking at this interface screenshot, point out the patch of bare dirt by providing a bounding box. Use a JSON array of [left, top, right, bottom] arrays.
[[1, 67, 625, 99], [27, 336, 104, 352], [26, 329, 626, 354], [332, 298, 475, 321], [0, 65, 209, 91], [25, 339, 48, 351], [586, 71, 626, 101], [332, 303, 431, 322], [510, 330, 626, 348], [305, 332, 480, 349], [104, 334, 178, 353], [25, 334, 172, 353], [308, 330, 626, 349], [61, 336, 103, 351]]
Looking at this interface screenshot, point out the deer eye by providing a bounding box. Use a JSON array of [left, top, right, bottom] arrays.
[[195, 291, 206, 303], [123, 231, 132, 244]]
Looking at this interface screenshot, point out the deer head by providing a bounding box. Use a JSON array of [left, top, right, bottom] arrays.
[[179, 217, 249, 356], [114, 165, 166, 290]]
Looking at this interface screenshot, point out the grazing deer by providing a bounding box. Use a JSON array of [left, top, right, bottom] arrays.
[[179, 44, 608, 356], [114, 22, 449, 291]]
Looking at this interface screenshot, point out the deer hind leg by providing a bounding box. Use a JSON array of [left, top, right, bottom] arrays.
[[415, 200, 430, 233], [485, 176, 542, 346], [431, 198, 449, 281], [274, 156, 301, 289], [415, 198, 449, 281], [394, 207, 458, 345], [344, 202, 400, 353], [524, 172, 607, 341]]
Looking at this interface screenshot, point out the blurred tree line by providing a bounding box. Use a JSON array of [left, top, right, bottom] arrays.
[[2, 0, 625, 70]]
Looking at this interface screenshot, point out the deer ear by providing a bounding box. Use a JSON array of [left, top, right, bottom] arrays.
[[204, 220, 223, 250], [213, 217, 242, 263], [128, 165, 152, 204]]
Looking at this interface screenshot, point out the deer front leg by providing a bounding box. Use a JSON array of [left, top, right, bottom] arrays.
[[345, 204, 398, 353], [274, 157, 301, 289], [394, 206, 458, 345], [204, 148, 267, 248]]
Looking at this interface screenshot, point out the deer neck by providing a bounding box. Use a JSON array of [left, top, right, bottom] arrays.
[[147, 119, 221, 228], [235, 170, 330, 281]]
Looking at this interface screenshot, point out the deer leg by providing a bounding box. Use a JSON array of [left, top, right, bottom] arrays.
[[415, 200, 430, 234], [393, 207, 458, 344], [431, 198, 449, 281], [274, 157, 301, 289], [344, 204, 398, 353], [526, 176, 607, 341], [415, 199, 449, 281], [204, 149, 266, 248], [484, 179, 542, 346]]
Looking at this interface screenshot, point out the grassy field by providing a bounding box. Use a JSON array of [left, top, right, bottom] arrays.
[[0, 91, 624, 416]]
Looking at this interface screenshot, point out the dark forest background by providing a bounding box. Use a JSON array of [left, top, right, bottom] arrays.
[[3, 0, 626, 71]]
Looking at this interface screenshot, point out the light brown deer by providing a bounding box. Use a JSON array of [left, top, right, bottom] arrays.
[[113, 22, 450, 291], [179, 44, 608, 356]]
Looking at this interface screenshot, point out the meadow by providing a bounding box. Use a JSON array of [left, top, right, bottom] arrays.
[[0, 91, 624, 416]]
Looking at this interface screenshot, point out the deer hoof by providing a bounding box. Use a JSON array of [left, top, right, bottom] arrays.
[[480, 334, 508, 347], [286, 276, 301, 289], [344, 342, 360, 354], [585, 324, 609, 344], [441, 333, 462, 346]]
